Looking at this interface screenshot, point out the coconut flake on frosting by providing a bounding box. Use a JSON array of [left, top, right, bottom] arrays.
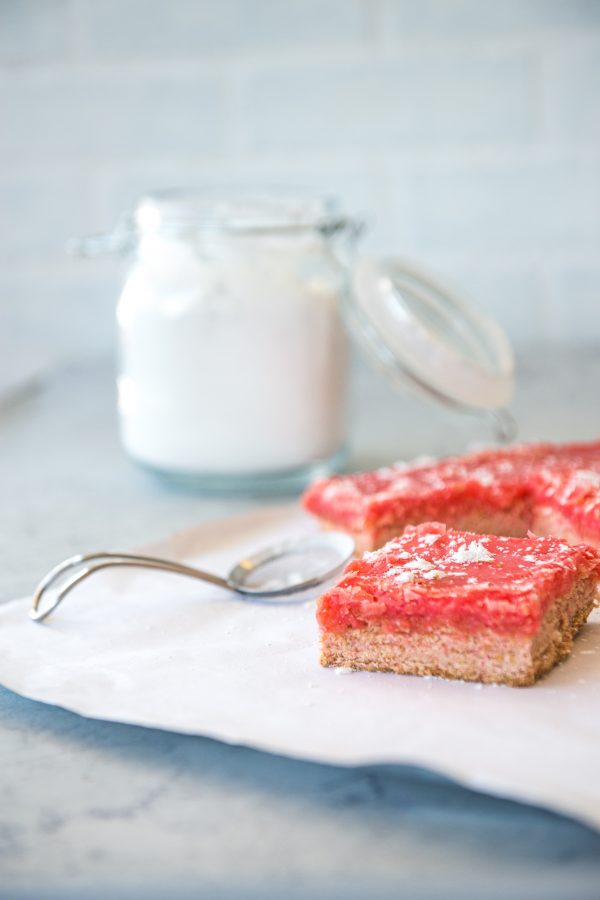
[[447, 540, 494, 564], [403, 556, 435, 572]]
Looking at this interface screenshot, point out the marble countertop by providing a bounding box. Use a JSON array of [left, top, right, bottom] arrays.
[[1, 348, 600, 900]]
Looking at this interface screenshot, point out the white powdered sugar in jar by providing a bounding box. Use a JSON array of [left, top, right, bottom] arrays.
[[115, 191, 355, 492]]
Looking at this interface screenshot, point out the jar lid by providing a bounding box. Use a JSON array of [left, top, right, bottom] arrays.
[[348, 257, 515, 412]]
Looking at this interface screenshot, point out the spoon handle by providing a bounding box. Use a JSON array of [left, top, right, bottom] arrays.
[[30, 551, 232, 623]]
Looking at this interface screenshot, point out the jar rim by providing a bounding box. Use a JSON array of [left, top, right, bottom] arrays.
[[133, 187, 348, 236], [67, 186, 362, 258]]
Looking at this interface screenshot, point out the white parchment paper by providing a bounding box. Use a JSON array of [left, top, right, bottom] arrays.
[[1, 505, 599, 829]]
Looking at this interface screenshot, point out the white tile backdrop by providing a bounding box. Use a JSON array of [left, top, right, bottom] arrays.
[[1, 0, 599, 358]]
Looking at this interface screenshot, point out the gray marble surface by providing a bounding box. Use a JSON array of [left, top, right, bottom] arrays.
[[1, 348, 600, 899]]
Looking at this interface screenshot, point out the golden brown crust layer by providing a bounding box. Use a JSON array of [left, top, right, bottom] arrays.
[[319, 503, 532, 552], [532, 506, 600, 550], [320, 575, 598, 686]]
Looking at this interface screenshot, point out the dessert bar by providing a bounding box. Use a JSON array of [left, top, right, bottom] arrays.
[[317, 523, 600, 685], [303, 439, 600, 551]]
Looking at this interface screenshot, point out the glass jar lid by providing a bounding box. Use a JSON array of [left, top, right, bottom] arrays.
[[347, 257, 515, 412]]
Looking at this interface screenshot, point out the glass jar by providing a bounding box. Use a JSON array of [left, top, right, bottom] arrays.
[[108, 190, 358, 494], [73, 187, 516, 495]]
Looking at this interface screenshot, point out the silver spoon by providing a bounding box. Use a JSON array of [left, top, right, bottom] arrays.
[[30, 531, 355, 623]]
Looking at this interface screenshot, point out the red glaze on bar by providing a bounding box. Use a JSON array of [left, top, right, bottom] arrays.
[[317, 523, 600, 637]]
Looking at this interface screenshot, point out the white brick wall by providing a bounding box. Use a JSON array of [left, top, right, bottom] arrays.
[[78, 0, 367, 56], [1, 0, 599, 359], [244, 49, 539, 150]]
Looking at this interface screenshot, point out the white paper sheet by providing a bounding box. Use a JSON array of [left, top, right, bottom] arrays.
[[1, 505, 599, 830]]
